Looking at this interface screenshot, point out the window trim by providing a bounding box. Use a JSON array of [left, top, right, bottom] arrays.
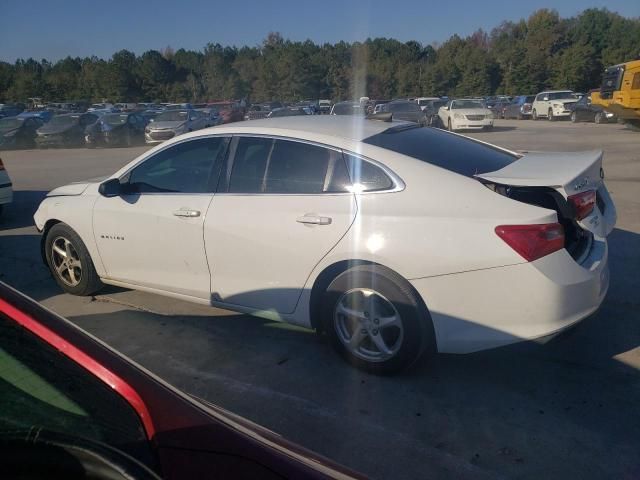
[[218, 134, 404, 196], [118, 134, 231, 196]]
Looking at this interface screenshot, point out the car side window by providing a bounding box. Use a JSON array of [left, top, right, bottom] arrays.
[[228, 137, 346, 194], [264, 140, 332, 194], [343, 153, 393, 192], [127, 137, 228, 193]]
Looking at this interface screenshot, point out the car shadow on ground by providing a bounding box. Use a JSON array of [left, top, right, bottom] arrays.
[[0, 190, 48, 230]]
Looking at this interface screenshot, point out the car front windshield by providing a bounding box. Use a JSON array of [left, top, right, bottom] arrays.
[[155, 111, 188, 122], [548, 92, 576, 100], [451, 100, 485, 109]]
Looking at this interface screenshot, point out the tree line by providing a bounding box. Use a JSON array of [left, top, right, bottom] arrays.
[[1, 8, 638, 104]]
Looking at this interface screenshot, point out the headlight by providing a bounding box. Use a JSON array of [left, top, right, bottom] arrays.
[[552, 103, 562, 108], [454, 113, 463, 119], [145, 127, 150, 133]]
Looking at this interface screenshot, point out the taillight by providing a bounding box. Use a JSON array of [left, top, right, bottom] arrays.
[[568, 190, 596, 220], [0, 157, 4, 170], [495, 223, 565, 262]]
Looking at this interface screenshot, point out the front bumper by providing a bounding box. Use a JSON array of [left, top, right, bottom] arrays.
[[410, 237, 609, 354], [145, 130, 176, 144], [452, 118, 493, 130]]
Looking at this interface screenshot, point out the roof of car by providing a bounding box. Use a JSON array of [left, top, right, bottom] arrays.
[[202, 115, 407, 142], [538, 90, 574, 94]]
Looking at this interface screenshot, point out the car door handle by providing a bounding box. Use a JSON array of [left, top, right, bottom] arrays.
[[173, 209, 201, 218], [296, 215, 332, 225]]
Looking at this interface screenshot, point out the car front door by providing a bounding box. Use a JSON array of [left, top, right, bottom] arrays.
[[204, 136, 357, 314], [92, 136, 230, 300]]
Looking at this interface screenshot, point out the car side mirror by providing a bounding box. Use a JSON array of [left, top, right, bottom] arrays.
[[98, 178, 122, 197], [443, 106, 449, 110], [543, 97, 549, 101]]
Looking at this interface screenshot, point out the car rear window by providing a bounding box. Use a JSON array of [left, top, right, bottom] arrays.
[[362, 125, 517, 177]]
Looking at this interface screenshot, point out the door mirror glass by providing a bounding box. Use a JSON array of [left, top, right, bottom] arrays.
[[98, 178, 122, 197], [543, 96, 549, 101]]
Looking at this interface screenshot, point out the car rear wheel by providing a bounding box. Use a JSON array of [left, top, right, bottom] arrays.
[[45, 223, 103, 296], [323, 265, 435, 374], [570, 112, 578, 123]]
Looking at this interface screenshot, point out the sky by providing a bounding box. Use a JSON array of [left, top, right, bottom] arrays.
[[1, 0, 638, 62]]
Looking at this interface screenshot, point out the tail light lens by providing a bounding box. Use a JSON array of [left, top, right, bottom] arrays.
[[495, 223, 565, 262], [522, 104, 532, 113], [568, 190, 596, 220], [0, 157, 4, 171]]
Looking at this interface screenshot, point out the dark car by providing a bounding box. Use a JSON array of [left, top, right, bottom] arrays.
[[569, 94, 617, 124], [423, 99, 448, 127], [35, 113, 100, 148], [0, 116, 44, 149], [330, 101, 365, 115], [383, 100, 427, 125], [0, 281, 364, 480], [85, 112, 147, 148], [0, 103, 25, 119], [267, 106, 310, 118], [503, 95, 536, 119], [208, 102, 244, 123]]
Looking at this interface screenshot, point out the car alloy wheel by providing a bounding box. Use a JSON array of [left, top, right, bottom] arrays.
[[51, 236, 83, 287], [532, 109, 538, 120], [447, 119, 452, 131], [595, 112, 604, 124], [548, 108, 554, 121], [571, 112, 577, 123], [333, 288, 404, 363]]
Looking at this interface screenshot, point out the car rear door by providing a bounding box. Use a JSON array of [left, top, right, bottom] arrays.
[[92, 136, 230, 300], [204, 136, 357, 314]]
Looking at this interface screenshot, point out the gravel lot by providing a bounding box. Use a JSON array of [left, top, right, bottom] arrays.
[[1, 119, 639, 480]]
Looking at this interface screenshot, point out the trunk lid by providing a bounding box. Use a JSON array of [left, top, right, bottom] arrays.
[[477, 150, 616, 238]]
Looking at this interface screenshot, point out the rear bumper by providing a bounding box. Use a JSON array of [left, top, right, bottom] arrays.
[[410, 238, 609, 354]]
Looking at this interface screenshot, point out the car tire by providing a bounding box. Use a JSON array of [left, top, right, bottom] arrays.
[[570, 112, 577, 123], [322, 265, 435, 374], [45, 223, 103, 296], [548, 108, 555, 121], [594, 112, 605, 124], [532, 109, 538, 120], [447, 119, 453, 131]]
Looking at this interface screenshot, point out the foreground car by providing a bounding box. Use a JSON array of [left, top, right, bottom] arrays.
[[0, 281, 364, 479], [34, 117, 615, 373], [86, 112, 147, 147], [438, 99, 493, 131], [0, 157, 12, 215]]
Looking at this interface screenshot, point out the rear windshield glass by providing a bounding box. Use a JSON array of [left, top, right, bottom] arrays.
[[362, 125, 517, 177]]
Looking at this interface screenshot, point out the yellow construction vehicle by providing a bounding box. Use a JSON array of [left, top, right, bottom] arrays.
[[591, 58, 640, 131]]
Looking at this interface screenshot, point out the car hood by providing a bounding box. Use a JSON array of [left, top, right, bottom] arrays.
[[38, 123, 75, 135], [148, 121, 185, 130], [392, 111, 423, 121], [47, 175, 107, 197], [552, 99, 579, 104]]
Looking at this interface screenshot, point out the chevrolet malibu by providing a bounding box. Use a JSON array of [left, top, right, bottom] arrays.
[[34, 116, 616, 373]]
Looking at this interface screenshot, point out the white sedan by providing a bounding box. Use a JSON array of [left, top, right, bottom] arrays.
[[34, 117, 616, 373], [438, 99, 494, 131], [0, 157, 13, 216]]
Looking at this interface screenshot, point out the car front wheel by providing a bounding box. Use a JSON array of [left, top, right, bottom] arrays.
[[570, 112, 577, 123], [594, 112, 605, 124], [532, 109, 538, 120], [323, 265, 435, 374], [548, 108, 555, 121], [45, 223, 103, 296]]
